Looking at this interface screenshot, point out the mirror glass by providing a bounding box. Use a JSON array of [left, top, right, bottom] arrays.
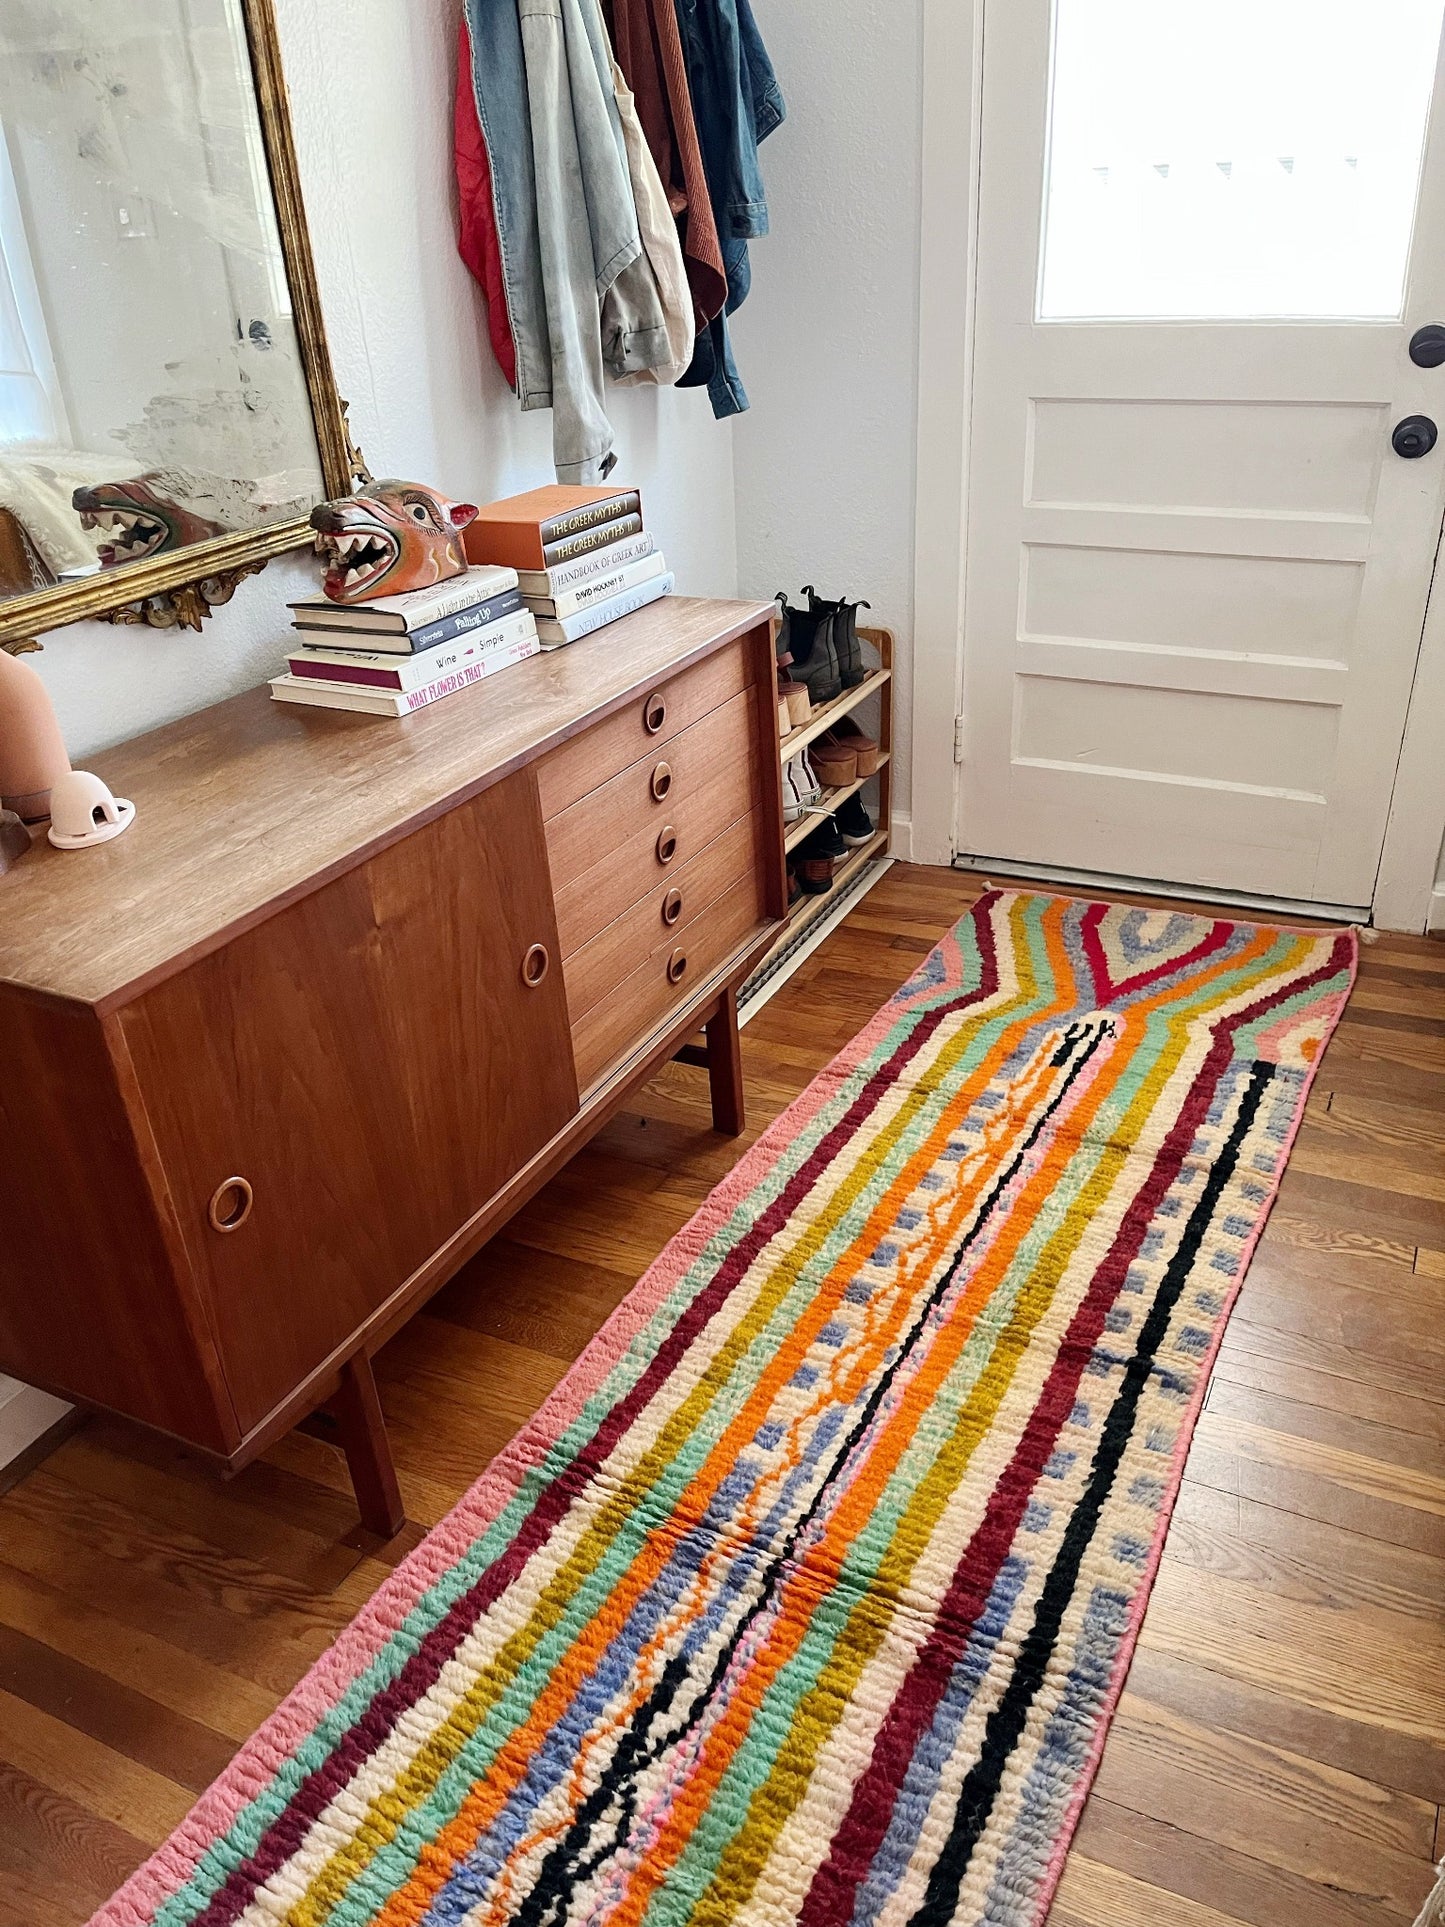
[[0, 0, 325, 605]]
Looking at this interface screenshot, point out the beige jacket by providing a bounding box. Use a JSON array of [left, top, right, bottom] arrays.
[[611, 60, 695, 386]]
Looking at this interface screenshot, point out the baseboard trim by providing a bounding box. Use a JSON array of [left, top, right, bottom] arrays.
[[1429, 887, 1445, 935]]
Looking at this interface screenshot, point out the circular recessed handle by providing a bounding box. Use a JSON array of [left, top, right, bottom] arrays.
[[1393, 413, 1438, 459], [521, 942, 551, 987], [643, 690, 667, 734], [666, 947, 689, 986], [656, 824, 678, 865], [1410, 324, 1445, 369], [650, 761, 674, 803], [208, 1176, 254, 1235], [662, 887, 684, 926]]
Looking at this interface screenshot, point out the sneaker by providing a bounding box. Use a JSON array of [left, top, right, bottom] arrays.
[[799, 816, 847, 861], [782, 750, 823, 823], [775, 591, 842, 707], [804, 587, 871, 688], [836, 791, 874, 847]]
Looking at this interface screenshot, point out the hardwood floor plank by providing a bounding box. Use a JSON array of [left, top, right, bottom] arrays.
[[1050, 1855, 1253, 1927], [1093, 1696, 1437, 1894], [0, 1562, 274, 1744], [0, 1622, 235, 1798], [1204, 1380, 1445, 1482], [1417, 1247, 1445, 1281], [1164, 1480, 1445, 1623], [0, 1764, 152, 1925], [1211, 1333, 1445, 1441], [1123, 1647, 1445, 1809], [1142, 1563, 1445, 1738], [1075, 1794, 1433, 1927], [0, 1689, 193, 1846]]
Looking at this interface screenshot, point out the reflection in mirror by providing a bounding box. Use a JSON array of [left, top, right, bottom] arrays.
[[0, 0, 325, 605]]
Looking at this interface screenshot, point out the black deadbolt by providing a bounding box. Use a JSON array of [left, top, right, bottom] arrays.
[[1393, 414, 1438, 459], [1410, 324, 1445, 368]]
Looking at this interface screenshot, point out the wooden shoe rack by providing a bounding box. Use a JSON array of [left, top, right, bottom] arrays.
[[742, 625, 894, 1005]]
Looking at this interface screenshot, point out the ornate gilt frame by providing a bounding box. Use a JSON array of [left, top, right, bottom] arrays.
[[0, 0, 362, 654]]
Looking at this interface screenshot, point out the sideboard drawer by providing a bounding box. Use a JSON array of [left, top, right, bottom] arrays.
[[536, 638, 752, 820], [545, 685, 757, 896], [561, 811, 763, 1024], [572, 868, 768, 1092]]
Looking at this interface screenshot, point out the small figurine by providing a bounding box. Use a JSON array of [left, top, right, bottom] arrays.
[[73, 474, 229, 564], [309, 480, 477, 603], [47, 770, 135, 850]]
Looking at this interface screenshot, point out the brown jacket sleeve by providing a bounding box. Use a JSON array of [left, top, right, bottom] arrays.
[[602, 0, 728, 328]]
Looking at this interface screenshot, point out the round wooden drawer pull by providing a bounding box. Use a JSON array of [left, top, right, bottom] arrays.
[[208, 1176, 254, 1235], [667, 947, 689, 986], [650, 761, 674, 802], [656, 824, 678, 865], [522, 943, 551, 988], [662, 888, 684, 927], [643, 691, 667, 734]]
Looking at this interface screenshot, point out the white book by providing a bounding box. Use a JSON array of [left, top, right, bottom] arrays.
[[527, 552, 666, 622], [284, 610, 537, 693], [269, 632, 539, 717], [286, 564, 519, 634], [516, 531, 656, 598], [536, 572, 675, 648]]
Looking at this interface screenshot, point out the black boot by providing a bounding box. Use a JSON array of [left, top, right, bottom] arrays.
[[775, 591, 842, 707], [804, 587, 871, 688]]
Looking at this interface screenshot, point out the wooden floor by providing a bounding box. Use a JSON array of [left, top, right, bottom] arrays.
[[2, 862, 1443, 1927]]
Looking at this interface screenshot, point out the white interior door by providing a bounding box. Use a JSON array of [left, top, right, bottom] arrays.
[[959, 0, 1445, 909]]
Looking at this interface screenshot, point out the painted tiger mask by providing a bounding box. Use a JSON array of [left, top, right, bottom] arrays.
[[309, 480, 478, 603]]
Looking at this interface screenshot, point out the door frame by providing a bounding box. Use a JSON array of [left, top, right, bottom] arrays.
[[909, 0, 1445, 931]]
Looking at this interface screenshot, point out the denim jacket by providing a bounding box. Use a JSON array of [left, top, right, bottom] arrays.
[[673, 0, 784, 418], [462, 0, 673, 481]]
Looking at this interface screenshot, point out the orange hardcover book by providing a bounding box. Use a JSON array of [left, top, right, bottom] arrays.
[[462, 485, 643, 571]]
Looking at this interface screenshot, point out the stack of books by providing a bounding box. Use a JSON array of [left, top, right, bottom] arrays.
[[269, 565, 539, 717], [464, 485, 673, 649]]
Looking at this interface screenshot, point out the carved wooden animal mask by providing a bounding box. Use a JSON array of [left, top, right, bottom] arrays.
[[309, 480, 478, 603], [72, 476, 228, 565]]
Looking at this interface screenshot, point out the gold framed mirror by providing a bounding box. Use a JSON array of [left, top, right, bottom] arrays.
[[0, 0, 359, 652]]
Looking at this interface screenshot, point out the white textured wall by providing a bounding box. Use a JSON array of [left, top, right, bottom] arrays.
[[729, 0, 923, 818], [29, 0, 738, 760]]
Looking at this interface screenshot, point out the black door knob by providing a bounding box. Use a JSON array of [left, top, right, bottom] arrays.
[[1393, 414, 1438, 458], [1410, 325, 1445, 368]]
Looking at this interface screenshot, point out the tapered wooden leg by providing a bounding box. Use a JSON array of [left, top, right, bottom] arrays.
[[704, 986, 746, 1137], [332, 1354, 406, 1538]]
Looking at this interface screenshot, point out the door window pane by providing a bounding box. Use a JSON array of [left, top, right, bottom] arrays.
[[1039, 0, 1445, 320]]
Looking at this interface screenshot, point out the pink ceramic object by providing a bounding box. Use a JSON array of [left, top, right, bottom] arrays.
[[0, 649, 71, 821], [309, 480, 477, 603]]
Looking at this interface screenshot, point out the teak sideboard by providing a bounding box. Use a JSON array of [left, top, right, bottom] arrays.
[[0, 596, 785, 1533]]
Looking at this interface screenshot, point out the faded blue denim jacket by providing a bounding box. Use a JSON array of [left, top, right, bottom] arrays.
[[463, 0, 672, 480], [673, 0, 784, 418]]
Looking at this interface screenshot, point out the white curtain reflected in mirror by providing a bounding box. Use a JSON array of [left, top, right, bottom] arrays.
[[1040, 0, 1445, 320], [0, 0, 324, 600]]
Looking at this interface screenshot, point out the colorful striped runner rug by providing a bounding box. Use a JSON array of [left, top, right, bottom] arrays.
[[97, 889, 1355, 1927]]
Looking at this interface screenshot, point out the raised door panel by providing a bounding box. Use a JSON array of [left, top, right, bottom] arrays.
[[120, 767, 577, 1434]]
